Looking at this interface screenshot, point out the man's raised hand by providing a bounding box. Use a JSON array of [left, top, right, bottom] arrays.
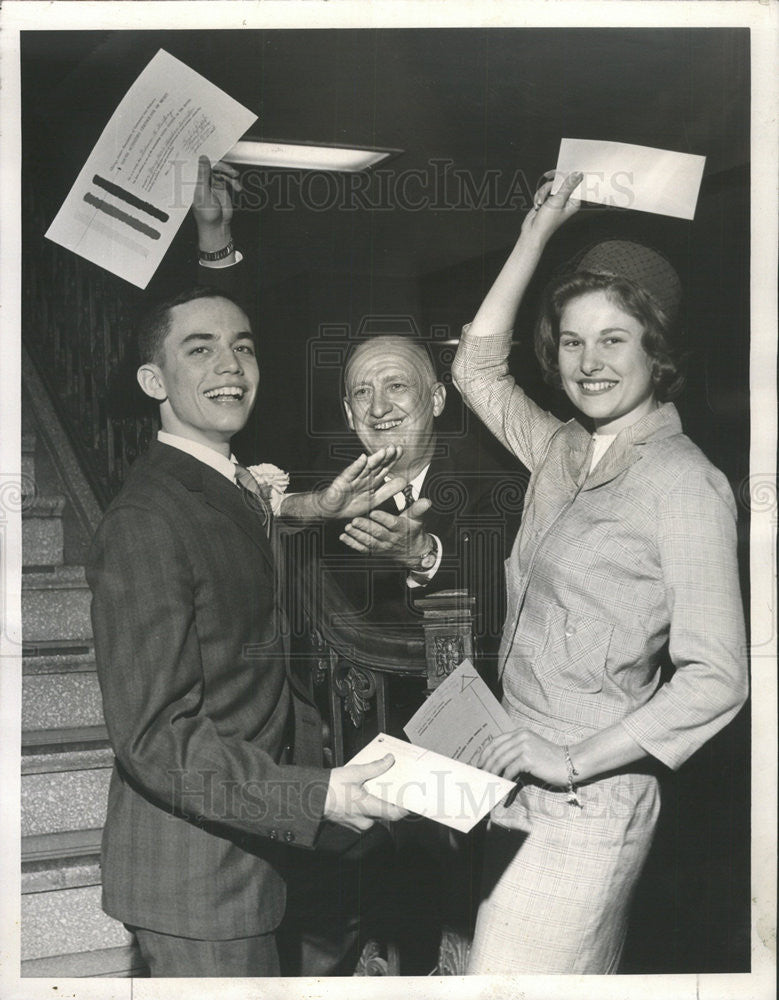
[[314, 446, 406, 519], [193, 154, 242, 252]]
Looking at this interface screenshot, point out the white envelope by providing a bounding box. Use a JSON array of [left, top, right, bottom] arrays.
[[404, 658, 514, 766], [348, 732, 514, 834], [552, 137, 706, 220], [45, 49, 257, 288]]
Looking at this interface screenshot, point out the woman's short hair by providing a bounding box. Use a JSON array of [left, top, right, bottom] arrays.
[[534, 269, 686, 402]]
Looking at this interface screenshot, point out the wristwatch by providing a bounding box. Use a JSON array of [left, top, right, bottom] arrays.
[[410, 534, 438, 572]]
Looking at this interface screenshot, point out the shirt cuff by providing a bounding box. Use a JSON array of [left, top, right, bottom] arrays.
[[406, 534, 443, 589], [199, 250, 243, 269]]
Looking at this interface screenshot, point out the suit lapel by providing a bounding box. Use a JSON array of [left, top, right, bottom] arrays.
[[418, 454, 458, 537], [201, 471, 275, 569], [151, 441, 275, 569]]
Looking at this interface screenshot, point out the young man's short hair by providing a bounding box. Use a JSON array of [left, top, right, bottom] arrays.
[[136, 286, 250, 366]]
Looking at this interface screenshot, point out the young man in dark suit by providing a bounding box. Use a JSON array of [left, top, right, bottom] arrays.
[[87, 284, 407, 977]]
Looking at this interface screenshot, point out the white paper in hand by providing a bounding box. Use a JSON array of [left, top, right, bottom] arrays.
[[404, 658, 513, 766], [348, 733, 514, 834], [45, 50, 257, 288], [552, 138, 706, 220]]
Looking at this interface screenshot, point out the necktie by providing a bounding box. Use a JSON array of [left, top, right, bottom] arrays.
[[401, 483, 415, 511], [234, 464, 271, 534]]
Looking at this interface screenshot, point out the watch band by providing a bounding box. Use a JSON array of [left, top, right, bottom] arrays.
[[410, 534, 438, 572], [198, 240, 234, 262]]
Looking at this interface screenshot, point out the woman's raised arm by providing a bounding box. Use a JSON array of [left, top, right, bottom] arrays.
[[451, 170, 582, 469], [466, 170, 582, 340]]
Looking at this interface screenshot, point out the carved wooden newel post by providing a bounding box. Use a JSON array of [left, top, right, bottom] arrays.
[[416, 588, 477, 975], [415, 589, 476, 692]]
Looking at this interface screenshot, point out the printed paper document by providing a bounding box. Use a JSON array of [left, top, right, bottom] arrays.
[[46, 49, 257, 287], [404, 658, 514, 766]]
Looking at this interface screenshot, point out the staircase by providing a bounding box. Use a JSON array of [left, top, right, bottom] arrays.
[[20, 402, 145, 977]]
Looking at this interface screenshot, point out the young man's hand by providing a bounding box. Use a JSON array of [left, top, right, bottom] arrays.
[[193, 154, 242, 254], [323, 754, 408, 832]]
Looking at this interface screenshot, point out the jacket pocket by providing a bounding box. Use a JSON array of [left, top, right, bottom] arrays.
[[535, 605, 613, 694]]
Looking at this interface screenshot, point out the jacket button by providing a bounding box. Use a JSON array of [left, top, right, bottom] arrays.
[[565, 624, 576, 636], [284, 831, 295, 843]]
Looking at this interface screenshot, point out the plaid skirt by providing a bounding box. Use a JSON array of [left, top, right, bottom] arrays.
[[467, 764, 661, 974]]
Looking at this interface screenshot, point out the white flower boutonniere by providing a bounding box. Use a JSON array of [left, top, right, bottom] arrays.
[[246, 463, 289, 515]]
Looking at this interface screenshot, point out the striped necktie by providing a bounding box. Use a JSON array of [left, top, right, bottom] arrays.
[[401, 483, 415, 511], [234, 464, 271, 534]]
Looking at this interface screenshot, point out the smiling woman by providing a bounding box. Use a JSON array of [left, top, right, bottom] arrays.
[[556, 290, 656, 434], [535, 239, 687, 428], [451, 173, 748, 975]]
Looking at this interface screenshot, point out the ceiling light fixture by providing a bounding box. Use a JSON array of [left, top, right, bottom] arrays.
[[224, 139, 401, 173]]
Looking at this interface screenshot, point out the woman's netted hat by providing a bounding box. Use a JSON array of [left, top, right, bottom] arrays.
[[576, 240, 682, 320]]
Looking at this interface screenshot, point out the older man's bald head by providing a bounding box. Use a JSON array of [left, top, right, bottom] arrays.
[[344, 336, 438, 390], [343, 335, 446, 480]]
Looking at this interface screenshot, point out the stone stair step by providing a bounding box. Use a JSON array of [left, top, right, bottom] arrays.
[[22, 827, 103, 867], [21, 943, 146, 978], [22, 639, 95, 665], [22, 884, 134, 963], [22, 495, 67, 518], [21, 733, 113, 838], [22, 844, 102, 895], [22, 769, 112, 838], [22, 519, 66, 568], [22, 495, 67, 568], [22, 724, 110, 760], [22, 565, 93, 642], [23, 667, 104, 730], [22, 565, 88, 583]]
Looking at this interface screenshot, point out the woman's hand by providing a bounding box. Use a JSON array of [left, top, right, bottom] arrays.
[[456, 169, 584, 346], [479, 728, 568, 786], [519, 169, 583, 243]]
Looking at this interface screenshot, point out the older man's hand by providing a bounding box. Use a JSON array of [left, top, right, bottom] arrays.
[[340, 497, 433, 569]]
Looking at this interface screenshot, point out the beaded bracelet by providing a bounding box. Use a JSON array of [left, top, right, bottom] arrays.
[[198, 240, 234, 262], [562, 744, 582, 809]]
